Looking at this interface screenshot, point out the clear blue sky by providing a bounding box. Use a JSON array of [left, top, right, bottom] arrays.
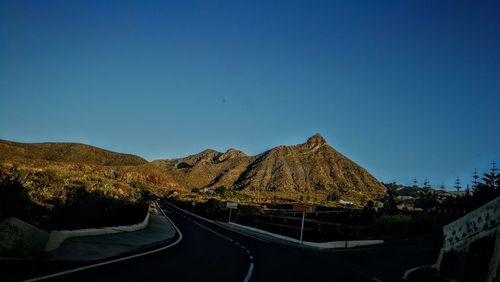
[[1, 0, 499, 190]]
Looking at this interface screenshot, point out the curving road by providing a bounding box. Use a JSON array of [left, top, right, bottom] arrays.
[[8, 200, 440, 282]]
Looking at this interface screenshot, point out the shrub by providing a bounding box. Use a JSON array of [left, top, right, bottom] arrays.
[[376, 214, 412, 223], [214, 186, 226, 195], [0, 171, 29, 217]]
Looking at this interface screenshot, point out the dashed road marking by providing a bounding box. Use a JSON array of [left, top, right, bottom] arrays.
[[164, 200, 255, 282]]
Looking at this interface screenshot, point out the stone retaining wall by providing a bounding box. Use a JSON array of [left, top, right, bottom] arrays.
[[436, 196, 500, 282]]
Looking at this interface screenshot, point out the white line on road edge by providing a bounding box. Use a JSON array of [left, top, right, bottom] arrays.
[[372, 278, 383, 282], [162, 200, 216, 223], [192, 221, 234, 242], [23, 201, 183, 282], [163, 200, 254, 282], [190, 218, 254, 282], [162, 200, 268, 243], [402, 264, 432, 280], [190, 221, 255, 282], [243, 262, 254, 282]]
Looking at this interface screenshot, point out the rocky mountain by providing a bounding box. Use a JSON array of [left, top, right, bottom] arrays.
[[153, 133, 386, 203], [152, 148, 253, 190], [0, 135, 386, 204]]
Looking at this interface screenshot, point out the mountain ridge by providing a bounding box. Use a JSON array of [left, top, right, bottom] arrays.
[[153, 133, 386, 203], [0, 139, 147, 166]]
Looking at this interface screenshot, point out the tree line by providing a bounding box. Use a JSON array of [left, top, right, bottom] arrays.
[[381, 161, 499, 214]]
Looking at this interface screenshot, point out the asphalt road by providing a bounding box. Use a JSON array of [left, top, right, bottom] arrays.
[[3, 200, 441, 282]]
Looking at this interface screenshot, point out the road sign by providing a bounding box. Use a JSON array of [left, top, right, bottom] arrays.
[[293, 204, 316, 243], [226, 202, 238, 223], [293, 204, 316, 213]]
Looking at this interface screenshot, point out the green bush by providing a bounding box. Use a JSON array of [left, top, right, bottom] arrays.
[[376, 214, 412, 223], [0, 171, 30, 217]]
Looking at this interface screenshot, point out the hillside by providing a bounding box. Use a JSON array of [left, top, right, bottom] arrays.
[[152, 148, 253, 190], [153, 133, 386, 204], [0, 139, 148, 166], [0, 139, 179, 228]]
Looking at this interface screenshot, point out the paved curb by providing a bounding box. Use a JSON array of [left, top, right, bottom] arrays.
[[45, 213, 151, 252], [163, 199, 383, 250], [227, 222, 384, 249], [23, 201, 183, 282]]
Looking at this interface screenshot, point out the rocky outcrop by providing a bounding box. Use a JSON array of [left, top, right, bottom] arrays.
[[153, 133, 386, 202]]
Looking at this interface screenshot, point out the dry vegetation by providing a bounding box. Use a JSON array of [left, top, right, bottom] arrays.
[[0, 140, 179, 229], [153, 133, 386, 206]]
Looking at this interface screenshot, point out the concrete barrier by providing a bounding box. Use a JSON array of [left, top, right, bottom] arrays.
[[436, 196, 500, 282], [0, 217, 49, 257], [45, 213, 150, 252], [228, 222, 383, 249]]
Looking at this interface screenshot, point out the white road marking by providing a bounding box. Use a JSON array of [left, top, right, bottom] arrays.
[[164, 200, 255, 282], [372, 278, 383, 282], [243, 262, 254, 282], [192, 221, 234, 242], [163, 200, 268, 244], [24, 201, 183, 282], [402, 264, 432, 280], [213, 222, 269, 243]]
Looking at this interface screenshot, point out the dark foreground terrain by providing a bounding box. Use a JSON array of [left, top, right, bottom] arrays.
[[1, 200, 440, 282]]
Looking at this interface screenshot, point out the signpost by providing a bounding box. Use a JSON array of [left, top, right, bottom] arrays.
[[226, 202, 238, 223], [293, 204, 316, 243], [293, 204, 316, 213]]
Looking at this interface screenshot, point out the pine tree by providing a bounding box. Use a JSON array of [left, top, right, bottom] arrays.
[[472, 169, 480, 194], [482, 161, 498, 190], [423, 179, 431, 189], [471, 162, 500, 206], [473, 169, 479, 187], [454, 178, 461, 196]]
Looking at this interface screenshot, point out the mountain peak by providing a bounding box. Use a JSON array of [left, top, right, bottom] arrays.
[[217, 148, 247, 162], [306, 133, 326, 146]]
